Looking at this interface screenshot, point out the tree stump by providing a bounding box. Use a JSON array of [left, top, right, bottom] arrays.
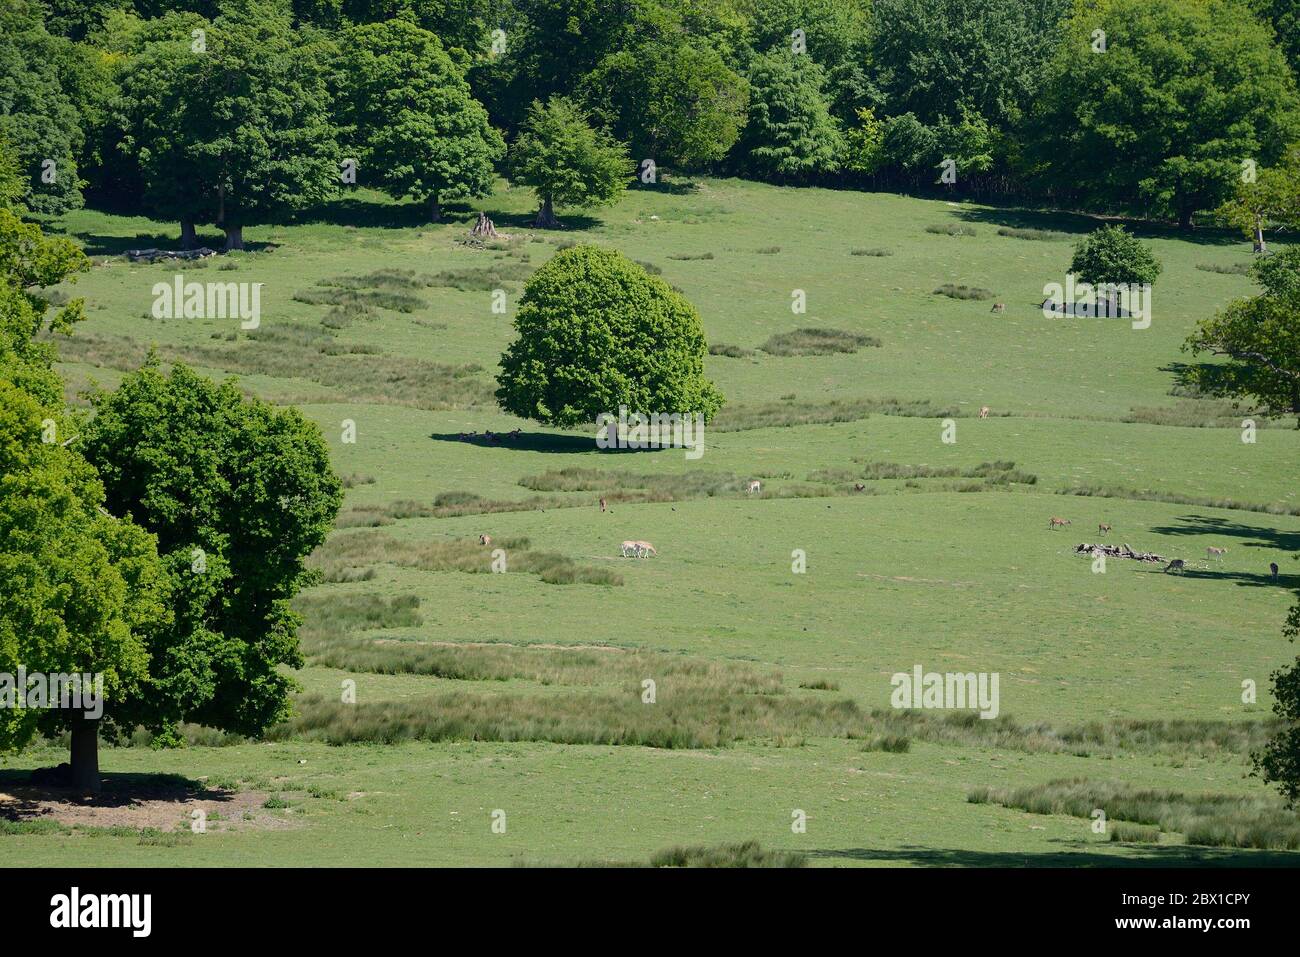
[[470, 212, 500, 239]]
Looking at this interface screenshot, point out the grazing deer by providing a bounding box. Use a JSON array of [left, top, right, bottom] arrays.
[[1098, 523, 1112, 535], [620, 540, 638, 558], [632, 541, 657, 558], [853, 483, 866, 492], [479, 534, 491, 546], [990, 302, 1005, 313], [1163, 558, 1185, 574], [1206, 546, 1227, 560], [1048, 517, 1071, 529], [979, 406, 990, 419], [1271, 562, 1280, 580], [599, 497, 607, 513], [747, 480, 761, 494]]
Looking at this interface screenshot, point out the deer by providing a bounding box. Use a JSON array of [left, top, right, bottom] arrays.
[[853, 483, 866, 492], [1048, 517, 1071, 529], [990, 302, 1005, 313], [1271, 562, 1280, 580], [1163, 558, 1186, 574], [747, 480, 761, 494], [979, 406, 990, 419], [632, 541, 657, 558], [620, 541, 640, 558], [1098, 523, 1112, 535], [479, 534, 491, 546], [599, 497, 607, 513], [1206, 546, 1227, 560]]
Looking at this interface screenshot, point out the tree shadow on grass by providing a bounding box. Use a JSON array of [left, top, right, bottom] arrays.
[[1147, 514, 1300, 553], [952, 206, 1246, 248], [808, 842, 1300, 867], [1142, 567, 1298, 589], [72, 231, 275, 257], [428, 431, 669, 455], [0, 768, 233, 818]]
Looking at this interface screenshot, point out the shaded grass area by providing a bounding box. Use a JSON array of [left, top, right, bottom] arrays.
[[968, 778, 1300, 850], [711, 396, 957, 431], [308, 531, 622, 586]]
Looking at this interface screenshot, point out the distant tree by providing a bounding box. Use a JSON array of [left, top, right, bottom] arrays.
[[843, 106, 885, 175], [1250, 0, 1300, 79], [0, 136, 23, 211], [1026, 0, 1300, 229], [736, 51, 844, 182], [507, 97, 631, 228], [880, 112, 937, 173], [1183, 246, 1300, 426], [496, 244, 724, 427], [339, 0, 494, 58], [81, 360, 342, 746], [1069, 225, 1162, 315], [120, 0, 338, 249], [0, 1, 86, 215], [1217, 146, 1300, 252], [931, 104, 996, 183], [333, 16, 503, 222], [869, 0, 1070, 130], [582, 40, 749, 170], [1253, 580, 1300, 804]]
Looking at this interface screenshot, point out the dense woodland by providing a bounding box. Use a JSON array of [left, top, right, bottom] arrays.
[[2, 0, 1299, 245]]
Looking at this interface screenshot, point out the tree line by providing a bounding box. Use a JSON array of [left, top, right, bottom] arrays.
[[2, 0, 1299, 246]]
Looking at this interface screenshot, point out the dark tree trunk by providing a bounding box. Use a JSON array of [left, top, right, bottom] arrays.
[[69, 716, 100, 794], [534, 197, 559, 228], [429, 196, 441, 223], [223, 224, 244, 251], [180, 219, 197, 250], [1178, 207, 1194, 231]]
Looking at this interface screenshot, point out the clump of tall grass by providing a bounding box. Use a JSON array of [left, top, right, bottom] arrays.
[[1123, 401, 1263, 429], [293, 287, 425, 312], [759, 328, 881, 356], [1058, 484, 1300, 516], [667, 251, 715, 261], [711, 396, 955, 431], [709, 342, 755, 358], [340, 473, 376, 488], [308, 531, 622, 586], [1195, 262, 1253, 275], [967, 778, 1300, 850], [934, 283, 995, 301], [519, 467, 744, 498], [271, 687, 871, 748], [294, 593, 421, 631], [997, 226, 1071, 241], [426, 262, 532, 291], [861, 734, 911, 753], [926, 223, 977, 236], [755, 246, 781, 254], [649, 841, 806, 868], [850, 247, 893, 256], [301, 632, 782, 693]]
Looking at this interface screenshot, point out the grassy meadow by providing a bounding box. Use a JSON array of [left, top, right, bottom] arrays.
[[5, 176, 1299, 866]]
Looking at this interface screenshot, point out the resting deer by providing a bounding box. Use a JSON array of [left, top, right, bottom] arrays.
[[1164, 558, 1185, 574], [1048, 517, 1071, 529]]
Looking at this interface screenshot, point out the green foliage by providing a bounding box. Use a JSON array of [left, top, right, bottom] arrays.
[[0, 1, 87, 214], [843, 106, 885, 175], [1184, 246, 1300, 423], [495, 244, 723, 427], [581, 40, 749, 169], [1217, 145, 1300, 249], [507, 97, 631, 225], [737, 51, 844, 182], [118, 0, 339, 245], [80, 361, 343, 737], [1254, 583, 1300, 805], [332, 16, 502, 217], [1027, 0, 1300, 227], [1068, 225, 1162, 288]]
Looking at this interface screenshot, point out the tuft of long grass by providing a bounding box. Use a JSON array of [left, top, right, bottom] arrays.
[[934, 283, 995, 301], [997, 226, 1072, 241], [926, 223, 977, 236], [1058, 484, 1300, 516], [649, 841, 806, 868], [760, 328, 881, 356]]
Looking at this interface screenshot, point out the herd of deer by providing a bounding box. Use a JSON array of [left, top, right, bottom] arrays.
[[1048, 517, 1279, 577]]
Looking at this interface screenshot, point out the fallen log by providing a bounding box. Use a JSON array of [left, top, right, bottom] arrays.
[[1073, 542, 1166, 564], [126, 247, 219, 263]]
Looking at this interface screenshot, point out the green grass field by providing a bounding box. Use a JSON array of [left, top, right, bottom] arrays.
[[5, 177, 1299, 866]]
